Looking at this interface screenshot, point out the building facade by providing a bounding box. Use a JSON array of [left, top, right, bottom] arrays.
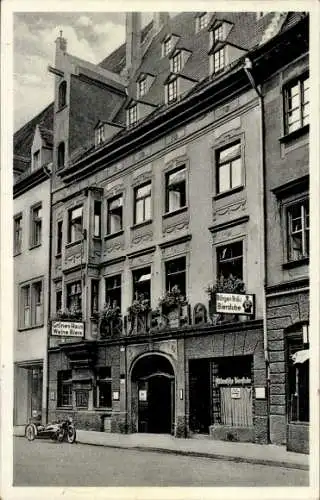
[[13, 109, 53, 426]]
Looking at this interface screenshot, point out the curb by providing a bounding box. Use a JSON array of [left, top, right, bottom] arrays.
[[74, 439, 309, 471]]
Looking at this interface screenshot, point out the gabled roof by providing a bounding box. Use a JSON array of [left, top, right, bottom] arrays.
[[14, 102, 54, 158]]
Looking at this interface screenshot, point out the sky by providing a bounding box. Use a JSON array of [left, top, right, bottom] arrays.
[[13, 12, 153, 131]]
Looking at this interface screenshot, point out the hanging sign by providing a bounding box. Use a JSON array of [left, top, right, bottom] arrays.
[[215, 293, 255, 316], [231, 387, 241, 399], [51, 320, 84, 337]]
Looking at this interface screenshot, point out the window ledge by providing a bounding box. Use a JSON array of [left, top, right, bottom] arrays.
[[56, 406, 73, 410], [279, 124, 309, 144], [18, 323, 44, 332], [283, 257, 309, 269], [131, 219, 153, 230], [29, 243, 42, 250], [104, 230, 124, 241], [214, 185, 244, 201], [65, 239, 82, 249], [163, 206, 188, 219]]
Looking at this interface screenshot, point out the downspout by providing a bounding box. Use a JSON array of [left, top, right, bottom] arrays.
[[45, 163, 53, 424], [243, 57, 270, 443]]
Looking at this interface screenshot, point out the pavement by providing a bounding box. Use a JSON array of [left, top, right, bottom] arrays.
[[14, 426, 309, 471]]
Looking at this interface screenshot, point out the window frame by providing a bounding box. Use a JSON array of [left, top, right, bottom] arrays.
[[57, 141, 65, 170], [138, 77, 147, 98], [216, 240, 244, 282], [172, 52, 182, 73], [91, 279, 100, 315], [166, 78, 178, 103], [57, 370, 72, 408], [215, 140, 243, 195], [107, 193, 123, 235], [213, 24, 224, 42], [67, 205, 83, 244], [66, 280, 82, 316], [165, 256, 187, 298], [197, 13, 208, 31], [165, 164, 187, 214], [105, 274, 122, 310], [14, 212, 22, 255], [30, 203, 42, 248], [95, 125, 105, 146], [94, 200, 101, 238], [95, 367, 112, 409], [133, 181, 152, 225], [163, 36, 172, 56], [132, 266, 151, 302], [56, 289, 62, 314], [32, 150, 40, 171], [283, 73, 309, 135], [213, 47, 225, 73], [19, 278, 44, 330], [285, 197, 309, 263], [128, 104, 138, 127], [56, 220, 63, 256], [58, 81, 67, 109]]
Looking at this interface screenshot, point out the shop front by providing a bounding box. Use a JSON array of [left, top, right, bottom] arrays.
[[14, 362, 44, 425]]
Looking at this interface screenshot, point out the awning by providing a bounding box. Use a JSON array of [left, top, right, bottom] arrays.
[[292, 349, 310, 364], [137, 273, 151, 282]]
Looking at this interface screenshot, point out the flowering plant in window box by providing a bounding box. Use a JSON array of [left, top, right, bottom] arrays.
[[206, 275, 246, 324], [158, 285, 185, 310], [54, 308, 82, 321], [127, 295, 150, 317]]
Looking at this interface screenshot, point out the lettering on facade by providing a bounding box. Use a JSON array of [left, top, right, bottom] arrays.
[[215, 293, 255, 316], [51, 320, 84, 337], [214, 377, 252, 386]]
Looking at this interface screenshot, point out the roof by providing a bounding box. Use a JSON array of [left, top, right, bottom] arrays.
[[14, 102, 54, 158]]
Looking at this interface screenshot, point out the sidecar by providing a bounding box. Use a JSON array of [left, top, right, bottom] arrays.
[[25, 421, 63, 441]]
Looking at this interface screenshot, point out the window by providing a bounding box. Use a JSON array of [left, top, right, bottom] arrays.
[[57, 370, 72, 407], [94, 201, 101, 237], [163, 37, 172, 56], [287, 332, 309, 422], [57, 142, 65, 169], [33, 150, 40, 171], [165, 257, 186, 298], [56, 220, 63, 255], [14, 214, 22, 255], [213, 48, 225, 73], [198, 13, 208, 30], [68, 206, 83, 243], [134, 182, 151, 224], [105, 275, 122, 310], [132, 267, 151, 301], [216, 141, 242, 194], [66, 281, 82, 315], [58, 81, 67, 109], [167, 79, 178, 103], [165, 165, 187, 213], [56, 290, 62, 313], [30, 204, 42, 247], [128, 105, 138, 127], [95, 125, 105, 146], [20, 280, 43, 328], [91, 279, 99, 315], [217, 241, 243, 281], [76, 390, 89, 409], [214, 25, 224, 42], [107, 194, 123, 234], [138, 77, 147, 97], [96, 367, 112, 408], [172, 52, 182, 73], [287, 199, 309, 261], [284, 75, 309, 134]]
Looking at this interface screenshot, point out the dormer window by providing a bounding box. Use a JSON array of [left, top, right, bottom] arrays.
[[172, 52, 182, 73], [95, 124, 105, 146], [199, 13, 208, 30], [138, 77, 147, 98], [213, 24, 224, 42], [213, 47, 225, 73], [166, 78, 178, 103], [163, 36, 172, 56], [128, 104, 138, 127]]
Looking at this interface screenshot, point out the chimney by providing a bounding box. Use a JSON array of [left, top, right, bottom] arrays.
[[55, 30, 67, 54], [153, 12, 169, 33], [125, 13, 142, 75]]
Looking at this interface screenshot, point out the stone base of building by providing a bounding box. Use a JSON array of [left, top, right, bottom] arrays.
[[175, 416, 188, 438], [209, 424, 254, 443], [287, 422, 309, 454]]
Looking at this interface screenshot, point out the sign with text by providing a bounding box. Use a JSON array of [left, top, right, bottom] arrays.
[[215, 293, 255, 316], [215, 377, 251, 386], [231, 388, 241, 399], [51, 320, 84, 337]]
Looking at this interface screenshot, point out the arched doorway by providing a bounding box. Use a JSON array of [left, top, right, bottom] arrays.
[[131, 354, 175, 434]]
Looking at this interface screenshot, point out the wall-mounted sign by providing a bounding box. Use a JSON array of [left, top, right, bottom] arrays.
[[215, 293, 255, 316], [255, 387, 266, 399], [139, 390, 147, 401], [215, 377, 251, 386], [231, 387, 241, 399], [112, 391, 120, 401], [51, 320, 84, 337]]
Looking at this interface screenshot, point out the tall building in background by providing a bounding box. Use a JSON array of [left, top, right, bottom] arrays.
[[13, 11, 309, 454]]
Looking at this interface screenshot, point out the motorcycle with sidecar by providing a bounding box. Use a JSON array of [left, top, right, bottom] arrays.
[[25, 416, 76, 443]]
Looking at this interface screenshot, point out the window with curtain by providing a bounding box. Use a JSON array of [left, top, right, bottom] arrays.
[[68, 206, 83, 243], [216, 141, 242, 194], [107, 194, 123, 234], [134, 183, 151, 224], [165, 166, 187, 213]]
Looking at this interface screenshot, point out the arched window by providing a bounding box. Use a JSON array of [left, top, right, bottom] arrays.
[[57, 142, 65, 169], [58, 81, 67, 109]]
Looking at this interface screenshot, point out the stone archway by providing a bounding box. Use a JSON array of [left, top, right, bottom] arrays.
[[131, 354, 175, 434]]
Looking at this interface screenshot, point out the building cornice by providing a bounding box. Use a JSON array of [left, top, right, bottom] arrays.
[[13, 167, 49, 198]]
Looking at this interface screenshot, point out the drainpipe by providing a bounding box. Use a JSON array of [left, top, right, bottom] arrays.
[[243, 57, 270, 443]]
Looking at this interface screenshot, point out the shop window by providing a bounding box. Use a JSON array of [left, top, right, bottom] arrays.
[[96, 367, 112, 408], [66, 281, 82, 315], [216, 141, 242, 195], [105, 275, 122, 309], [30, 203, 42, 247], [217, 241, 243, 281], [58, 81, 67, 109], [166, 78, 178, 103], [91, 280, 99, 315], [134, 182, 151, 224], [14, 213, 22, 255], [56, 290, 62, 313], [284, 74, 309, 134], [165, 256, 186, 297], [57, 142, 65, 170], [56, 220, 63, 255], [286, 198, 309, 261], [68, 206, 83, 243], [107, 194, 123, 234], [32, 150, 40, 171], [57, 370, 72, 407], [213, 47, 225, 73], [94, 201, 101, 238], [20, 280, 43, 329], [132, 267, 151, 301], [165, 165, 187, 213], [287, 334, 309, 422], [76, 390, 89, 409], [30, 366, 43, 421], [127, 104, 138, 127]]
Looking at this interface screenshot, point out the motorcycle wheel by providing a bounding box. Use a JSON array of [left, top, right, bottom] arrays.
[[67, 426, 76, 444], [25, 423, 36, 441], [55, 428, 65, 442]]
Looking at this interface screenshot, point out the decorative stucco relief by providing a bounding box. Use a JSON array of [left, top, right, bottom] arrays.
[[162, 210, 189, 235], [212, 199, 247, 221], [104, 235, 125, 254], [161, 241, 190, 259], [129, 252, 154, 269]]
